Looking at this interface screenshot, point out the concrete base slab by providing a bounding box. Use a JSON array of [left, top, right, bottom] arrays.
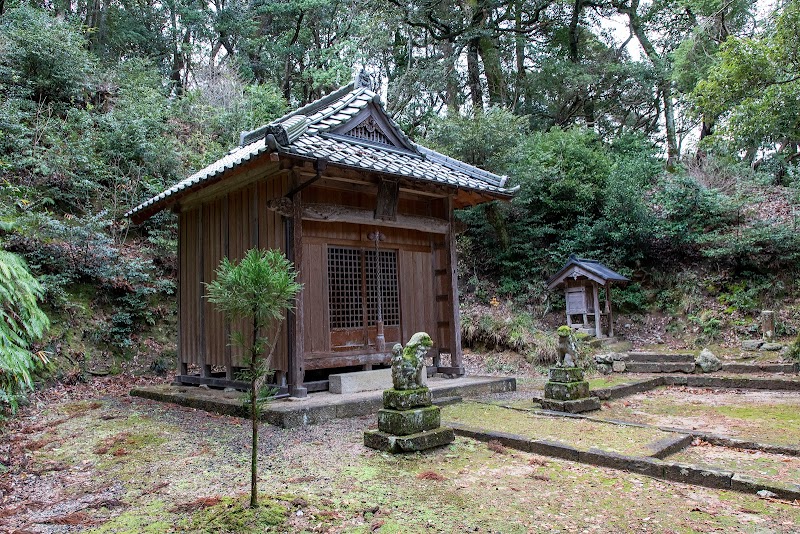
[[364, 427, 455, 453], [329, 368, 392, 394], [131, 375, 515, 428]]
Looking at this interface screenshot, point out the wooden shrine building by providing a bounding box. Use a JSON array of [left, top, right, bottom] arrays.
[[547, 256, 629, 338], [126, 74, 516, 397]]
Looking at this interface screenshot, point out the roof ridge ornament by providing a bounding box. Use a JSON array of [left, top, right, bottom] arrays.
[[355, 69, 374, 91]]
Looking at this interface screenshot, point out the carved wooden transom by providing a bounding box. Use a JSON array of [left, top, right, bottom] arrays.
[[344, 116, 392, 145]]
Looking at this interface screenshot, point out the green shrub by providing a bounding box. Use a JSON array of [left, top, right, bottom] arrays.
[[0, 250, 50, 414]]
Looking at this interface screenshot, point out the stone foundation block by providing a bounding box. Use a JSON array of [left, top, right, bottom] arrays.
[[529, 439, 580, 461], [364, 427, 455, 453], [329, 368, 392, 394], [382, 387, 432, 410], [548, 367, 585, 383], [663, 463, 732, 489], [377, 405, 440, 436], [544, 380, 590, 401], [540, 396, 600, 413], [579, 449, 665, 478], [612, 361, 626, 373]]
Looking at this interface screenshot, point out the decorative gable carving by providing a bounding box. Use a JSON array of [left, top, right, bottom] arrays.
[[330, 103, 416, 153], [343, 116, 392, 145]]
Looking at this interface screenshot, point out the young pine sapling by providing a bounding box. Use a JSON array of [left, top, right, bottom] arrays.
[[206, 248, 301, 508]]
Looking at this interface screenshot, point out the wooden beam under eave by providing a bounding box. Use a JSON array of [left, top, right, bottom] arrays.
[[302, 203, 450, 234]]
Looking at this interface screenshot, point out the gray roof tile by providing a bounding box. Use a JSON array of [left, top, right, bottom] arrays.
[[126, 84, 515, 220]]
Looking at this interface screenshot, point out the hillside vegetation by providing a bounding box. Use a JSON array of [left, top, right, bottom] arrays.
[[1, 0, 799, 412]]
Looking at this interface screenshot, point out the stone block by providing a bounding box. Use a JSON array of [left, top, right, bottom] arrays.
[[544, 380, 590, 401], [662, 463, 732, 489], [364, 427, 455, 453], [579, 449, 665, 479], [548, 367, 585, 382], [612, 361, 626, 373], [377, 405, 440, 436], [382, 387, 432, 410], [597, 363, 612, 375], [624, 352, 695, 363], [731, 473, 771, 494], [646, 434, 692, 459], [328, 368, 392, 394], [761, 342, 783, 351], [741, 340, 764, 351], [540, 396, 600, 413], [529, 439, 580, 461], [625, 362, 696, 373]]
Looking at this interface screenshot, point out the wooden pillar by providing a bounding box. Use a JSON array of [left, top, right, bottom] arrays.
[[223, 194, 232, 380], [606, 282, 614, 338], [198, 206, 209, 377], [592, 281, 601, 338], [564, 282, 571, 327], [582, 282, 589, 326], [287, 174, 307, 398], [446, 200, 464, 375], [176, 211, 183, 377]]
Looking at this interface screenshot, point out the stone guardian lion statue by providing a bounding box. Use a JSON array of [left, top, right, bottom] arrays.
[[391, 332, 433, 390]]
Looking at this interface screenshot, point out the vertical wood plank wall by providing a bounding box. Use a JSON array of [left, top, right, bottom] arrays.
[[178, 173, 289, 373], [179, 176, 458, 374]]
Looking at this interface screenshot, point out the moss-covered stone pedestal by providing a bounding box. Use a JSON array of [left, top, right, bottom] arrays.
[[364, 387, 455, 453], [541, 367, 600, 413]]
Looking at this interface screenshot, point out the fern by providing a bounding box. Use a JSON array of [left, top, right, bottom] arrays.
[[0, 250, 50, 415]]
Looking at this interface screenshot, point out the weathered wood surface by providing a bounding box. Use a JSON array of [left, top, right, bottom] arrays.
[[289, 172, 307, 397], [302, 203, 449, 234], [178, 175, 289, 372]]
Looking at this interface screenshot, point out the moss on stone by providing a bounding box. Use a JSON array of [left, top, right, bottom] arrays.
[[377, 405, 441, 435]]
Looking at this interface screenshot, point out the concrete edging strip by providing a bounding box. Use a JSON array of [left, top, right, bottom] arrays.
[[447, 422, 800, 501]]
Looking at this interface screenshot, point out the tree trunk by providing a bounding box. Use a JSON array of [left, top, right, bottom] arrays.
[[485, 202, 510, 251], [467, 37, 483, 113], [478, 36, 505, 107], [662, 81, 678, 168], [442, 40, 460, 114], [696, 117, 714, 161], [624, 1, 679, 167], [250, 312, 259, 508], [513, 0, 526, 113]]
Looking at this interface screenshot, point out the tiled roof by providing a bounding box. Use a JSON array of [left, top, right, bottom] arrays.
[[547, 255, 630, 288], [126, 81, 516, 221]]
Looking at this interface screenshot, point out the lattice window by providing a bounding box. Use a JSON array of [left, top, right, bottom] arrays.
[[327, 247, 399, 330], [345, 117, 392, 146], [327, 248, 363, 329], [366, 250, 399, 327]]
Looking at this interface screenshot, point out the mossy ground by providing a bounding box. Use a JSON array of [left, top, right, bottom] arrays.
[[669, 443, 800, 486], [587, 375, 638, 389], [598, 386, 800, 446], [441, 401, 676, 456], [4, 378, 800, 533]]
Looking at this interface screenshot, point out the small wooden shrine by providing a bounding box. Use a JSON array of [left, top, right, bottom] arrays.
[[547, 255, 629, 338], [126, 73, 516, 397]]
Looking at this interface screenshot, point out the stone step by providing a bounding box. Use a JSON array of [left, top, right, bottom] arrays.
[[625, 362, 696, 373], [623, 352, 695, 363], [720, 363, 798, 374]]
